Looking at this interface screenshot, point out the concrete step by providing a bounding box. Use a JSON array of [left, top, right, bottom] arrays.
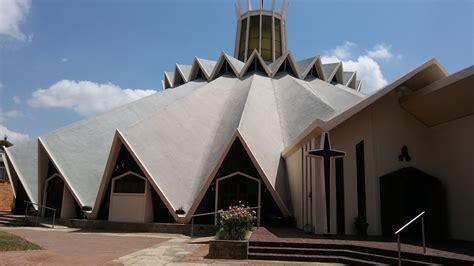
[[249, 241, 473, 265], [249, 246, 427, 265], [248, 252, 392, 265]]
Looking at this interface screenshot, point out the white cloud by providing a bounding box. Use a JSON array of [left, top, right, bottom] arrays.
[[0, 110, 24, 122], [0, 82, 4, 89], [0, 0, 31, 41], [0, 124, 29, 143], [322, 42, 396, 93], [28, 80, 157, 117], [61, 57, 68, 63], [367, 43, 393, 60], [329, 41, 355, 60], [12, 96, 21, 104], [338, 56, 388, 93]]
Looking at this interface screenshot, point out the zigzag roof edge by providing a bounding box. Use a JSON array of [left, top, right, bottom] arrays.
[[164, 72, 174, 89], [176, 64, 192, 83], [196, 57, 217, 78], [272, 52, 301, 78], [298, 55, 320, 79], [223, 53, 245, 72], [322, 62, 340, 82], [209, 52, 243, 80], [240, 50, 272, 77], [173, 64, 187, 86], [188, 57, 212, 81], [163, 51, 362, 90]]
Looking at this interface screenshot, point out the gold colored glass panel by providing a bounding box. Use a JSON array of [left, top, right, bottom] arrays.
[[261, 16, 272, 39]]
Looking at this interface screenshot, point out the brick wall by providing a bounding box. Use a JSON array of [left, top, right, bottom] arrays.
[[0, 181, 13, 211]]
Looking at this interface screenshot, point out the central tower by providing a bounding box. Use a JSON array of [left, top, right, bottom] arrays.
[[234, 0, 288, 62]]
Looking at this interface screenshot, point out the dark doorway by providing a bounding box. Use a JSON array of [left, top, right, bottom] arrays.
[[380, 167, 448, 238], [217, 174, 259, 211], [44, 176, 64, 218], [193, 138, 284, 225], [13, 180, 30, 215]]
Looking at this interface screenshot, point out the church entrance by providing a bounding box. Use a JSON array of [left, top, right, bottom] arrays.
[[216, 172, 261, 225], [380, 167, 448, 238], [44, 174, 64, 218]]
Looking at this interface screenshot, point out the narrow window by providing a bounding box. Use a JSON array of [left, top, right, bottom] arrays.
[[261, 15, 272, 61], [247, 16, 260, 57], [356, 141, 367, 219], [335, 158, 345, 234], [274, 18, 282, 58], [238, 18, 247, 61]]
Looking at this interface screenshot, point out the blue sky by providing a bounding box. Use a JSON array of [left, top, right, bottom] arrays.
[[0, 0, 473, 143]]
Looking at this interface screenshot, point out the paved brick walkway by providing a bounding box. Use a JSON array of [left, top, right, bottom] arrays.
[[0, 228, 170, 265]]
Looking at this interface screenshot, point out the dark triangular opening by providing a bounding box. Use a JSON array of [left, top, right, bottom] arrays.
[[174, 73, 185, 87], [164, 78, 171, 89], [193, 138, 284, 226], [330, 74, 338, 85], [305, 65, 321, 80], [247, 56, 266, 75], [97, 144, 174, 222], [43, 158, 81, 218], [194, 67, 206, 80], [47, 160, 58, 177], [13, 178, 31, 215], [276, 59, 296, 77], [216, 60, 236, 78]]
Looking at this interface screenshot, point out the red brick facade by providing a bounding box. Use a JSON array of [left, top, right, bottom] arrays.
[[0, 180, 13, 211]]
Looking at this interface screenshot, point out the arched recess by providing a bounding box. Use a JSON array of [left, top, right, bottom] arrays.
[[191, 137, 284, 226], [96, 139, 175, 223]]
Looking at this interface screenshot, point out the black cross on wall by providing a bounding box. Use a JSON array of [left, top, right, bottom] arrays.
[[308, 132, 345, 233]]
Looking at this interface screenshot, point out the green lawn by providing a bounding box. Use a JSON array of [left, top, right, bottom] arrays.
[[0, 231, 41, 251]]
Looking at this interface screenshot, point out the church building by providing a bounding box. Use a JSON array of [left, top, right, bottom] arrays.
[[4, 1, 473, 242]]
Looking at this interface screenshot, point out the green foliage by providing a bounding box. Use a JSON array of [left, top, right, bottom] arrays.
[[216, 203, 256, 240], [0, 231, 41, 251]]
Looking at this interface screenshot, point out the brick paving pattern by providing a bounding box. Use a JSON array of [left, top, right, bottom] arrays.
[[0, 228, 169, 265]]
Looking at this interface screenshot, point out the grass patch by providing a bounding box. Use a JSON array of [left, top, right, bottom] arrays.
[[0, 231, 41, 251]]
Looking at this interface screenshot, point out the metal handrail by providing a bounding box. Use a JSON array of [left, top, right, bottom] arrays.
[[190, 206, 261, 238], [394, 211, 426, 266], [24, 200, 57, 229]]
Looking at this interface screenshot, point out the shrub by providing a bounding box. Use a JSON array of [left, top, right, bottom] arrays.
[[216, 203, 257, 240]]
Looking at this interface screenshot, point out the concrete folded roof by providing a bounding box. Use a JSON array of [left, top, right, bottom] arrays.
[[114, 73, 365, 214], [9, 51, 416, 215]]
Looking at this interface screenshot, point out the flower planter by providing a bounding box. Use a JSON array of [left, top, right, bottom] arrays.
[[208, 239, 249, 259]]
